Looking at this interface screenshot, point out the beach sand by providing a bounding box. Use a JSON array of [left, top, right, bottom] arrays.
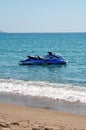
[[0, 103, 86, 130]]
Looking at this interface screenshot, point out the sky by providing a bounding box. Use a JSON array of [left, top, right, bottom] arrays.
[[0, 0, 86, 32]]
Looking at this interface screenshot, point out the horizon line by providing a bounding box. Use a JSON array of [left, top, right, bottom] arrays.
[[1, 31, 86, 34]]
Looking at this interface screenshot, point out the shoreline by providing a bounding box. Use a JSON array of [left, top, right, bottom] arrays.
[[0, 93, 86, 115], [0, 103, 86, 130]]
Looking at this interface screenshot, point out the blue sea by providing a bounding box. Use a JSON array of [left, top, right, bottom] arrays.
[[0, 33, 86, 103]]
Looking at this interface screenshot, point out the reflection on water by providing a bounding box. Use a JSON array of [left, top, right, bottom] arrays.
[[20, 64, 67, 83]]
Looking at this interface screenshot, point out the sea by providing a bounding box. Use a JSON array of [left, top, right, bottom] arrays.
[[0, 33, 86, 112]]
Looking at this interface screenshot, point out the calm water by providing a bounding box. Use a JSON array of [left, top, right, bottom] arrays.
[[0, 33, 86, 103]]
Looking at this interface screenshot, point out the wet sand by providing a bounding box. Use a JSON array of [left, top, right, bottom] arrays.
[[0, 93, 86, 114]]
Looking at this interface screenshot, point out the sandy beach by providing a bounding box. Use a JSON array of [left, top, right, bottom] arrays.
[[0, 103, 86, 130]]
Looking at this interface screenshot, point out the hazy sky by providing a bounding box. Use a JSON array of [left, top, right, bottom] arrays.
[[0, 0, 86, 32]]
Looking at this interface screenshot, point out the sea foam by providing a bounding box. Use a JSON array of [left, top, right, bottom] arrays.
[[0, 79, 86, 103]]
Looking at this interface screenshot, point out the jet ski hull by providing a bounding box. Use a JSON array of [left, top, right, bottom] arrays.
[[19, 58, 67, 65]]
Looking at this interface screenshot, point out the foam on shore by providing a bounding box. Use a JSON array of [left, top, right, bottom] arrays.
[[0, 79, 86, 103]]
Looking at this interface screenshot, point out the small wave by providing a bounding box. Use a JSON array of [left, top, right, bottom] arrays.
[[0, 79, 86, 103]]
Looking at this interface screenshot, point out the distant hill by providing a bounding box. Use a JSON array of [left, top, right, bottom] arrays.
[[0, 31, 7, 33]]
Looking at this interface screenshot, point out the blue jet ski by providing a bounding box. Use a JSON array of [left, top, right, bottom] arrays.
[[19, 52, 67, 65]]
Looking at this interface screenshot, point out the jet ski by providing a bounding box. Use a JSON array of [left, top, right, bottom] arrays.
[[19, 52, 67, 65]]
